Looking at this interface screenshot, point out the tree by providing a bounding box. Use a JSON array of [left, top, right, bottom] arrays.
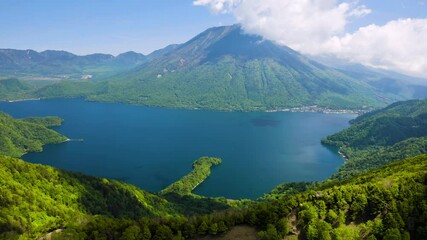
[[120, 225, 140, 240], [218, 221, 228, 233], [198, 221, 208, 235], [332, 226, 360, 240], [209, 223, 218, 235], [276, 217, 289, 236], [141, 225, 151, 240], [153, 225, 173, 240], [172, 231, 185, 240], [326, 209, 338, 225], [383, 228, 401, 240], [257, 224, 281, 240]]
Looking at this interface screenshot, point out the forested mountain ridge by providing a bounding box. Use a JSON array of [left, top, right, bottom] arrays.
[[0, 49, 147, 79], [0, 112, 67, 157], [322, 98, 427, 179]]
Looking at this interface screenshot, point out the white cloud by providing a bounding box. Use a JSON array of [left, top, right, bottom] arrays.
[[193, 0, 239, 13], [194, 0, 427, 78], [323, 19, 427, 77], [347, 5, 372, 17]]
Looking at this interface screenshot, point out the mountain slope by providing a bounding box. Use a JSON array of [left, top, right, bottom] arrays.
[[0, 112, 67, 157], [89, 25, 401, 110], [0, 78, 32, 99], [4, 154, 424, 240], [312, 55, 427, 99], [322, 98, 427, 179]]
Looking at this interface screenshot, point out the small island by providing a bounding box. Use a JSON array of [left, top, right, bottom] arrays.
[[161, 157, 222, 195]]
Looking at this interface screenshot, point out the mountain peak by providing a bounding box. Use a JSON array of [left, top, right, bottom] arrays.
[[147, 24, 302, 69]]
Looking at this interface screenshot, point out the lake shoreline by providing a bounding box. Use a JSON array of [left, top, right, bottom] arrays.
[[0, 98, 41, 103], [2, 96, 369, 115]]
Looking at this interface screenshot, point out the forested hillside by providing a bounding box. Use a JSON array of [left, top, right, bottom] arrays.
[[322, 98, 427, 179], [0, 112, 67, 157], [2, 154, 424, 239]]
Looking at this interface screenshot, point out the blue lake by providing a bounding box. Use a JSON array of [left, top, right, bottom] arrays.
[[0, 99, 354, 199]]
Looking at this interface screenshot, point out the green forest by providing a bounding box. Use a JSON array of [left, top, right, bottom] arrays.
[[0, 112, 67, 157], [322, 98, 427, 180], [1, 152, 425, 239]]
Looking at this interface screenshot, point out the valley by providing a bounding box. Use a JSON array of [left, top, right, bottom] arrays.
[[1, 6, 427, 239]]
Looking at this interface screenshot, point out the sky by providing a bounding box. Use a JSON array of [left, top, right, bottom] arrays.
[[1, 0, 427, 77], [0, 0, 234, 55]]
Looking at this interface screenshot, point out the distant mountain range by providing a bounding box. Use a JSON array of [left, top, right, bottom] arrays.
[[0, 49, 147, 79], [1, 25, 426, 110]]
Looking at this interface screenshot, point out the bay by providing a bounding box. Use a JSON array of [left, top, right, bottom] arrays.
[[0, 99, 354, 199]]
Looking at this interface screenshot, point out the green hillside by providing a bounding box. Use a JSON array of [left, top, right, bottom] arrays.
[[322, 98, 427, 179], [0, 78, 32, 100], [0, 112, 67, 157], [2, 153, 424, 239]]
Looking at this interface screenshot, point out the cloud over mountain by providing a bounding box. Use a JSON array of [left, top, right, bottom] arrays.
[[194, 0, 427, 78]]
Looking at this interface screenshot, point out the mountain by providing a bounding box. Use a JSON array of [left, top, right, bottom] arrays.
[[322, 98, 427, 179], [0, 78, 31, 99], [1, 25, 424, 110], [0, 49, 147, 79], [311, 55, 427, 99], [87, 25, 404, 110]]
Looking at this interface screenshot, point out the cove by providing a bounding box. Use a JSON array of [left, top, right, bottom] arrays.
[[0, 99, 355, 199]]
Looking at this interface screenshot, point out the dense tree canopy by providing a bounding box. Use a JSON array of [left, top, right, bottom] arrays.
[[322, 98, 427, 179], [0, 112, 67, 157]]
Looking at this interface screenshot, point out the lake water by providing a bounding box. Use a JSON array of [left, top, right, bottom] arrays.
[[0, 99, 354, 199]]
